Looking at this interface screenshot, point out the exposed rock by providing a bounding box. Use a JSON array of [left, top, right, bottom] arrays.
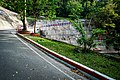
[[0, 6, 22, 30]]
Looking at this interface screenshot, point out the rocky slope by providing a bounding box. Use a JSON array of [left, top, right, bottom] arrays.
[[0, 6, 22, 30]]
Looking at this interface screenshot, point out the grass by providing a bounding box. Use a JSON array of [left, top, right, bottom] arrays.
[[26, 35, 120, 79]]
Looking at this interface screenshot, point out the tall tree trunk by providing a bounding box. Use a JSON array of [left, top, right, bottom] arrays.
[[22, 0, 27, 31]]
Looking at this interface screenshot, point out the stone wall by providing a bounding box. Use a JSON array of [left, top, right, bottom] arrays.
[[36, 20, 80, 45]]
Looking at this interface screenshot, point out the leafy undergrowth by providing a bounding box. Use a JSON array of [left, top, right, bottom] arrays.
[[26, 35, 120, 79]]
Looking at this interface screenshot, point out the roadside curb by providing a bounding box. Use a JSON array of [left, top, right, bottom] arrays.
[[17, 33, 114, 80]]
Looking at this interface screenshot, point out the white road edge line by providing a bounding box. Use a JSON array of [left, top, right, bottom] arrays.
[[15, 35, 76, 80]]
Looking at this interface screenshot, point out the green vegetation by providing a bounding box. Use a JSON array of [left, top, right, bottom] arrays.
[[0, 0, 120, 79], [1, 0, 120, 49], [26, 35, 120, 79], [0, 0, 120, 50], [72, 19, 106, 52]]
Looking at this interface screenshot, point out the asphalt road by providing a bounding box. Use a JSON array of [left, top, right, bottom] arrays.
[[0, 30, 87, 80]]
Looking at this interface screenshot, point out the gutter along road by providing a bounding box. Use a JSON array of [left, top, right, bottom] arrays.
[[0, 30, 86, 80]]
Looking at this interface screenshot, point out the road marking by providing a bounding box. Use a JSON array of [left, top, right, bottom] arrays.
[[15, 35, 75, 80]]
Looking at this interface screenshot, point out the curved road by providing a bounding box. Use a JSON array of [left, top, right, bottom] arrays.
[[0, 30, 87, 80]]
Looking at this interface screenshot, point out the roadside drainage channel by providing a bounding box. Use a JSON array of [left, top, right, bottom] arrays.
[[17, 33, 114, 80]]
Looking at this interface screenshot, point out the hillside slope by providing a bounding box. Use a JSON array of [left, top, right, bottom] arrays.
[[0, 6, 22, 30]]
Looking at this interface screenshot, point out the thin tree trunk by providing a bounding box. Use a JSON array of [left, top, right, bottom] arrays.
[[22, 17, 27, 31], [34, 17, 37, 33]]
